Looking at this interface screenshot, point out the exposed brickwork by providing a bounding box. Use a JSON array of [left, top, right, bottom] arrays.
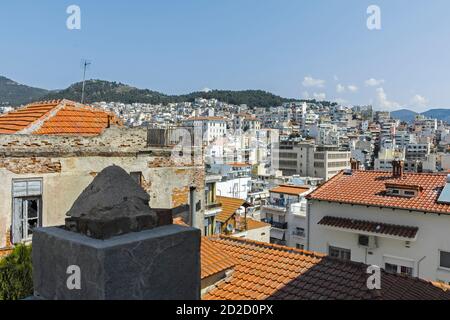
[[141, 176, 152, 194], [0, 127, 148, 157], [0, 157, 61, 174], [5, 227, 11, 247], [172, 186, 190, 207]]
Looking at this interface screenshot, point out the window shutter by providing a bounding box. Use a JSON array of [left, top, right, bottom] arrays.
[[12, 198, 23, 244]]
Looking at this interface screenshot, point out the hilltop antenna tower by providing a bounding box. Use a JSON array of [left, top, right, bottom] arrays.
[[81, 59, 92, 104]]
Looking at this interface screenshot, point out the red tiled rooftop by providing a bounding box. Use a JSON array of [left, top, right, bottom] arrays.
[[270, 185, 310, 196], [202, 236, 450, 300], [307, 170, 450, 215], [216, 196, 249, 223], [318, 216, 419, 240], [0, 99, 122, 136]]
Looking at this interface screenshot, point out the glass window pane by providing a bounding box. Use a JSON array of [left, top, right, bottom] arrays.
[[440, 251, 450, 269], [13, 181, 27, 197], [385, 263, 398, 274], [27, 180, 42, 196], [27, 199, 39, 219]]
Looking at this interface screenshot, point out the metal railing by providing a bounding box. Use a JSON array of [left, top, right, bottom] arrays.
[[262, 218, 288, 230]]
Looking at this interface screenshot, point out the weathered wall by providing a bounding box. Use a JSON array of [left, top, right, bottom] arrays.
[[0, 128, 206, 250]]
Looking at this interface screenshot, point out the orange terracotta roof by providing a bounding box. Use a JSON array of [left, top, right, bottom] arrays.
[[216, 196, 249, 223], [307, 171, 450, 215], [318, 216, 419, 239], [227, 162, 251, 168], [201, 238, 236, 279], [270, 185, 310, 196], [0, 99, 122, 136], [202, 236, 450, 300], [173, 217, 189, 227], [244, 218, 271, 231]]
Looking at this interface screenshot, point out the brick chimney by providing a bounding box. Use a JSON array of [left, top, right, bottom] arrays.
[[392, 159, 404, 178], [350, 158, 360, 171]]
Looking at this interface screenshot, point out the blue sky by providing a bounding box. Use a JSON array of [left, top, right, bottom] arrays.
[[1, 0, 450, 111]]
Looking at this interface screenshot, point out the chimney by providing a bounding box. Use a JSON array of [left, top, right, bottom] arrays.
[[350, 158, 360, 171], [392, 159, 404, 178], [32, 166, 201, 300]]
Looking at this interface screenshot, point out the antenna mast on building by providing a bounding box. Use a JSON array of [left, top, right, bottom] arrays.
[[81, 59, 91, 104]]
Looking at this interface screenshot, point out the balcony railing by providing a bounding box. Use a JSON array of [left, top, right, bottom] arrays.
[[292, 230, 306, 238], [262, 218, 288, 230], [205, 202, 223, 210]]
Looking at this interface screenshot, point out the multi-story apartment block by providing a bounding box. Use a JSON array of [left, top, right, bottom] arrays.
[[276, 141, 351, 180], [261, 185, 310, 246], [209, 163, 252, 200], [182, 116, 227, 143], [307, 161, 450, 283]]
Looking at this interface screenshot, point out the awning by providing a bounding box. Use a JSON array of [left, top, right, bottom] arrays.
[[318, 216, 418, 241], [270, 229, 286, 241]]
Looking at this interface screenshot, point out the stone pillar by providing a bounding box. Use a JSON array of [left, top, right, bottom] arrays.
[[32, 166, 201, 300]]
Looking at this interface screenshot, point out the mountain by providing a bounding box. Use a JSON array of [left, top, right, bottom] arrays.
[[0, 76, 49, 105], [392, 108, 450, 123], [422, 109, 450, 123], [43, 79, 318, 108], [391, 109, 418, 123]]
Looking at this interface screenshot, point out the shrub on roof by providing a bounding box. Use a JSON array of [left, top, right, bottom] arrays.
[[0, 244, 33, 300]]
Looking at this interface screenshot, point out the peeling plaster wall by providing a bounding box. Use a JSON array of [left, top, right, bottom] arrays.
[[0, 128, 205, 250]]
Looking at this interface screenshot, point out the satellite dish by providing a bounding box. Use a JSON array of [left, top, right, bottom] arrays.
[[226, 224, 234, 232]]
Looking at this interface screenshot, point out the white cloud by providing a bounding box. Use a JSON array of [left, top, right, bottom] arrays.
[[347, 85, 358, 93], [375, 87, 400, 110], [336, 84, 346, 93], [365, 78, 385, 87], [302, 76, 325, 88], [333, 75, 339, 81], [202, 87, 212, 93], [313, 92, 327, 100], [410, 94, 428, 108]]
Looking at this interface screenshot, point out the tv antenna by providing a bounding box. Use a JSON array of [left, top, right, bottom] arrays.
[[81, 59, 92, 104]]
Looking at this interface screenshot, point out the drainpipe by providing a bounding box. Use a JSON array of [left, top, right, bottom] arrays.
[[306, 201, 311, 251], [417, 256, 426, 278], [189, 186, 197, 228]]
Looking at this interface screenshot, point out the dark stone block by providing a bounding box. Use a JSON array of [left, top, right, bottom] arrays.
[[33, 225, 201, 300]]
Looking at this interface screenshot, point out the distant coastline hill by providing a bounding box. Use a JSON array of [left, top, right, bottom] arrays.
[[391, 108, 450, 123], [0, 76, 333, 108], [42, 79, 320, 108], [0, 76, 49, 106]]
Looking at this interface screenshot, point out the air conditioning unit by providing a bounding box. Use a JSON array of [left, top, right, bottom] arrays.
[[358, 235, 378, 249]]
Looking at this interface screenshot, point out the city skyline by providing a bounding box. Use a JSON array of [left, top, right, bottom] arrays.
[[1, 1, 450, 112]]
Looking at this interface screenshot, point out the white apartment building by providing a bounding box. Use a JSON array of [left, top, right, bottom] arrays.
[[260, 185, 311, 246], [182, 116, 227, 143], [276, 141, 351, 181], [209, 163, 252, 200], [307, 162, 450, 283]]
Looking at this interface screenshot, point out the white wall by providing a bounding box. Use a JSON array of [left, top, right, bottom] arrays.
[[308, 200, 450, 283]]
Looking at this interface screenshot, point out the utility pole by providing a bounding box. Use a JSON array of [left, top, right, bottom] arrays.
[[81, 60, 91, 104]]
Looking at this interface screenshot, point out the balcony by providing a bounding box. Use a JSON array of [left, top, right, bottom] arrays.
[[262, 218, 288, 230], [204, 202, 223, 217], [292, 230, 306, 238]]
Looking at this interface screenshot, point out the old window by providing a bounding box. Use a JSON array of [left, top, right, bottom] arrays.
[[385, 263, 413, 276], [440, 251, 450, 269], [329, 246, 351, 261], [130, 172, 143, 187], [12, 179, 43, 244]]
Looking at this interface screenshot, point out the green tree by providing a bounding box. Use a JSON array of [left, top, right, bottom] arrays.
[[0, 244, 33, 300]]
